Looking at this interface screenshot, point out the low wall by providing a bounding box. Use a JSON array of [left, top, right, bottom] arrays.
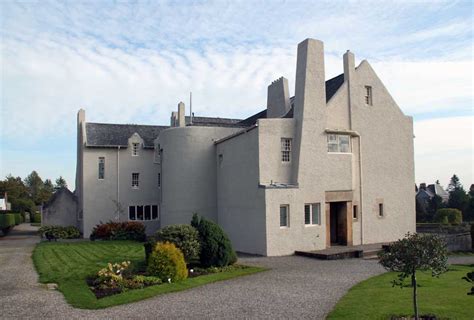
[[417, 223, 472, 252]]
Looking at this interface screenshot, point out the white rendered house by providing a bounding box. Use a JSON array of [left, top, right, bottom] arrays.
[[65, 38, 416, 256]]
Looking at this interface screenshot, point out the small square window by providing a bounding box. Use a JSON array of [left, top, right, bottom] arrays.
[[132, 143, 140, 156], [281, 138, 292, 162], [280, 205, 289, 227], [378, 203, 384, 217], [365, 86, 373, 105]]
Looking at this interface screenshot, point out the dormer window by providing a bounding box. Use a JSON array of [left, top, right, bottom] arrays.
[[365, 86, 373, 105], [132, 143, 140, 156]]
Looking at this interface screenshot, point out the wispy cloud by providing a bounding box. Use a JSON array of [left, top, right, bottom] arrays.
[[0, 0, 472, 186]]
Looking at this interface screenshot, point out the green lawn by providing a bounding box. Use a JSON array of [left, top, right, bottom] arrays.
[[327, 264, 474, 319], [32, 241, 265, 309]]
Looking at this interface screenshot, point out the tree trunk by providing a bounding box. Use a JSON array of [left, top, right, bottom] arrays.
[[412, 270, 418, 320]]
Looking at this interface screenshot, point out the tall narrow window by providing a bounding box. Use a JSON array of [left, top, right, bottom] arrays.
[[137, 205, 144, 220], [158, 173, 161, 188], [154, 144, 160, 163], [304, 203, 321, 225], [280, 205, 289, 227], [365, 86, 372, 105], [152, 205, 158, 220], [129, 206, 136, 220], [132, 143, 140, 156], [132, 173, 139, 188], [98, 157, 105, 179], [378, 203, 384, 217], [353, 205, 358, 219], [281, 138, 292, 162], [144, 205, 151, 220]]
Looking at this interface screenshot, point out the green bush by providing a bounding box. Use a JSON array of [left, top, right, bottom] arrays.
[[191, 214, 237, 268], [90, 221, 146, 241], [33, 213, 42, 223], [434, 208, 463, 224], [471, 223, 474, 251], [38, 225, 81, 239], [13, 213, 22, 225], [147, 242, 187, 282], [155, 224, 201, 264], [0, 214, 16, 234]]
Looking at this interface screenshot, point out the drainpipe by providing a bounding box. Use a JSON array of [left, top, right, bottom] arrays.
[[117, 146, 120, 221], [358, 137, 363, 245]]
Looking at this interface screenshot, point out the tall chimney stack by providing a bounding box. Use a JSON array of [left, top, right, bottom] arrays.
[[267, 77, 291, 118], [178, 102, 185, 127]]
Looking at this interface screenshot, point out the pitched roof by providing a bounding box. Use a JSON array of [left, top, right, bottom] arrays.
[[238, 73, 345, 127], [86, 123, 169, 148], [43, 187, 77, 209]]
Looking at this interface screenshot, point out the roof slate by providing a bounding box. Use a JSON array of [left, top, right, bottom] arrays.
[[86, 123, 169, 148]]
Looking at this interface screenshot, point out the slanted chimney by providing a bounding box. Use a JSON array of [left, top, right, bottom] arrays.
[[170, 111, 177, 127], [267, 77, 291, 118], [419, 183, 427, 190]]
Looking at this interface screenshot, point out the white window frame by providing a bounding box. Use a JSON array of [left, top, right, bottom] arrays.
[[365, 86, 373, 106], [327, 134, 351, 153], [280, 205, 289, 228], [281, 138, 292, 163], [132, 173, 139, 189], [128, 205, 159, 221], [98, 157, 105, 180], [304, 203, 321, 226], [132, 143, 140, 156]]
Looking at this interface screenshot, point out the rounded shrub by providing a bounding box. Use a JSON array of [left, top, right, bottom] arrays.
[[155, 224, 200, 264], [0, 214, 16, 234], [90, 221, 146, 241], [434, 208, 462, 225], [191, 214, 237, 268], [33, 213, 42, 224], [147, 242, 187, 282]]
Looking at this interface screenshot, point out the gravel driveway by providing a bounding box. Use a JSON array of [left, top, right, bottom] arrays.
[[1, 224, 472, 320]]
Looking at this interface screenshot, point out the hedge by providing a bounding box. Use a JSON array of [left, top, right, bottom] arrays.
[[33, 213, 42, 224], [13, 213, 22, 225], [0, 214, 16, 234], [434, 208, 463, 224]]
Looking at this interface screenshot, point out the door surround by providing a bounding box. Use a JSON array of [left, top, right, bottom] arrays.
[[325, 191, 353, 248]]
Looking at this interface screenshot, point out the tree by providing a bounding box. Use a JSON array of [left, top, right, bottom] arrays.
[[24, 171, 44, 205], [447, 174, 469, 220], [378, 233, 448, 320], [54, 176, 68, 190], [467, 184, 474, 222]]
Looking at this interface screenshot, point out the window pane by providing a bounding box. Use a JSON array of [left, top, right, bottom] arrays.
[[280, 206, 288, 227], [158, 173, 161, 187], [144, 205, 151, 220], [152, 205, 158, 220], [304, 205, 311, 225], [312, 204, 320, 225], [137, 205, 144, 220], [339, 135, 350, 153], [379, 203, 384, 217], [98, 157, 105, 179], [328, 143, 338, 152], [129, 206, 136, 220], [353, 205, 358, 219]]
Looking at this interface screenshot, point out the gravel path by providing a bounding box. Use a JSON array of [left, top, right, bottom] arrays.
[[1, 224, 473, 320]]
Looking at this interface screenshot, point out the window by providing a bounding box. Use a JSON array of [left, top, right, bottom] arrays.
[[154, 144, 160, 163], [353, 205, 358, 220], [218, 154, 223, 167], [280, 205, 289, 227], [378, 203, 384, 217], [327, 134, 351, 153], [365, 86, 372, 105], [132, 143, 140, 156], [132, 173, 139, 188], [304, 203, 321, 225], [158, 173, 161, 188], [98, 157, 105, 179], [281, 138, 292, 162], [128, 205, 159, 221]]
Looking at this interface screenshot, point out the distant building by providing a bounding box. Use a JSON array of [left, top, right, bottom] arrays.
[[416, 182, 449, 212], [69, 38, 415, 256], [0, 192, 11, 211]]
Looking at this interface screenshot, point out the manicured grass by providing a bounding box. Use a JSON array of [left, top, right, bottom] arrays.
[[327, 264, 474, 319], [32, 241, 266, 309]]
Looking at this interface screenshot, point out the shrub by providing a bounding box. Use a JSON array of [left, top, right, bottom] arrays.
[[0, 214, 16, 234], [97, 261, 131, 288], [191, 214, 237, 268], [434, 208, 463, 224], [38, 225, 81, 239], [33, 213, 42, 223], [13, 213, 22, 225], [147, 242, 187, 282], [90, 221, 146, 242], [155, 224, 201, 264], [471, 223, 474, 250]]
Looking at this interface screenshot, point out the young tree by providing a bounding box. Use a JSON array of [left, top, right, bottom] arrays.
[[378, 233, 448, 320], [38, 179, 54, 204], [54, 176, 68, 190], [24, 171, 44, 205], [467, 184, 474, 221]]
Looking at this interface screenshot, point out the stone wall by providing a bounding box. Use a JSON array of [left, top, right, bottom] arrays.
[[417, 223, 472, 252]]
